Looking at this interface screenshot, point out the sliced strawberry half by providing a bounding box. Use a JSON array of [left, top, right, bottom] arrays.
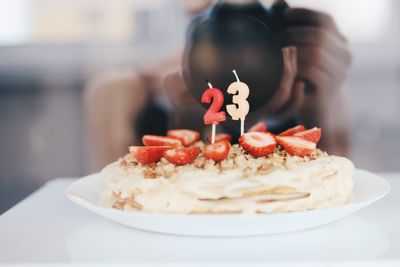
[[239, 132, 276, 157], [275, 136, 316, 156], [129, 146, 171, 165], [204, 140, 231, 162], [279, 125, 306, 136], [163, 146, 201, 165], [207, 133, 232, 143], [142, 135, 182, 147], [248, 121, 268, 132], [167, 129, 200, 147], [294, 127, 322, 143]]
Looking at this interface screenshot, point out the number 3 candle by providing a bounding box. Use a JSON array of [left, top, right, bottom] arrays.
[[201, 81, 226, 144], [226, 70, 250, 136]]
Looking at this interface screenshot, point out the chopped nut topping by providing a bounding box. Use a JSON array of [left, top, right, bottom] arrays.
[[126, 197, 143, 210], [258, 163, 275, 174], [127, 161, 137, 168], [120, 145, 327, 179], [143, 167, 157, 179], [112, 201, 124, 210], [194, 157, 206, 169], [131, 188, 143, 195], [119, 157, 127, 167]]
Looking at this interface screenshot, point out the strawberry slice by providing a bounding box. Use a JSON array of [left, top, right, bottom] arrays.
[[275, 136, 316, 156], [129, 146, 171, 164], [167, 129, 200, 147], [239, 132, 276, 157], [248, 121, 268, 132], [204, 140, 231, 162], [294, 127, 322, 143], [163, 146, 201, 165], [207, 133, 232, 143], [279, 125, 306, 136], [142, 135, 182, 147]]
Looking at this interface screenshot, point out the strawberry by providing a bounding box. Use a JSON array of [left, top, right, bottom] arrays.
[[248, 121, 268, 132], [275, 136, 316, 156], [129, 146, 171, 164], [167, 129, 200, 147], [294, 127, 322, 143], [279, 125, 306, 136], [142, 135, 182, 147], [163, 146, 201, 165], [204, 140, 230, 162], [207, 133, 232, 143], [239, 132, 276, 157]]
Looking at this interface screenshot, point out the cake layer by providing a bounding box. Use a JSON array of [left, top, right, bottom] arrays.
[[100, 145, 354, 214]]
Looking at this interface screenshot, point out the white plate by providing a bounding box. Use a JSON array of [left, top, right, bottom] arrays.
[[65, 169, 390, 237]]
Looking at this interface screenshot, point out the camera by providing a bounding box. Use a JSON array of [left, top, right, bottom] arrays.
[[183, 0, 287, 112]]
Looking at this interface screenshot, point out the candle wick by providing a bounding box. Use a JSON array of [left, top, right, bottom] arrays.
[[207, 82, 213, 89], [232, 69, 240, 82]]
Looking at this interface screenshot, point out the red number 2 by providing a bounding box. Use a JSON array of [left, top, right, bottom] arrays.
[[201, 88, 226, 125]]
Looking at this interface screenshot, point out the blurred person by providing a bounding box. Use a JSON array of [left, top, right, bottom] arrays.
[[85, 0, 351, 170]]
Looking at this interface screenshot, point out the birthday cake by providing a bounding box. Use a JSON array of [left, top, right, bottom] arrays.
[[100, 123, 354, 214]]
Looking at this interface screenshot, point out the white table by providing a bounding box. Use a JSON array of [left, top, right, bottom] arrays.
[[0, 173, 399, 266]]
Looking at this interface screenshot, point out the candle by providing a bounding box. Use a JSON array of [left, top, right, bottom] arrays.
[[226, 70, 250, 136], [201, 82, 226, 144]]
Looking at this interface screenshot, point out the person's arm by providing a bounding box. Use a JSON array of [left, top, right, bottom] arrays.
[[163, 69, 205, 132], [84, 70, 149, 171], [281, 7, 352, 156]]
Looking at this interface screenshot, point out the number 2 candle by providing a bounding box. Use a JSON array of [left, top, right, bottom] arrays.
[[226, 70, 250, 136], [201, 81, 226, 144]]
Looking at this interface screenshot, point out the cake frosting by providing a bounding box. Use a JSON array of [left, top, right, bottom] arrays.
[[100, 142, 354, 214]]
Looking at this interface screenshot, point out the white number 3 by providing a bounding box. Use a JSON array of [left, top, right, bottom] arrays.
[[226, 81, 250, 121]]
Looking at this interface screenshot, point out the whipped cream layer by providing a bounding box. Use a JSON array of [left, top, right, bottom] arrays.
[[100, 145, 354, 214]]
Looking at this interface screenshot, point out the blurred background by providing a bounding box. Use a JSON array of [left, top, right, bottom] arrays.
[[0, 0, 399, 214]]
